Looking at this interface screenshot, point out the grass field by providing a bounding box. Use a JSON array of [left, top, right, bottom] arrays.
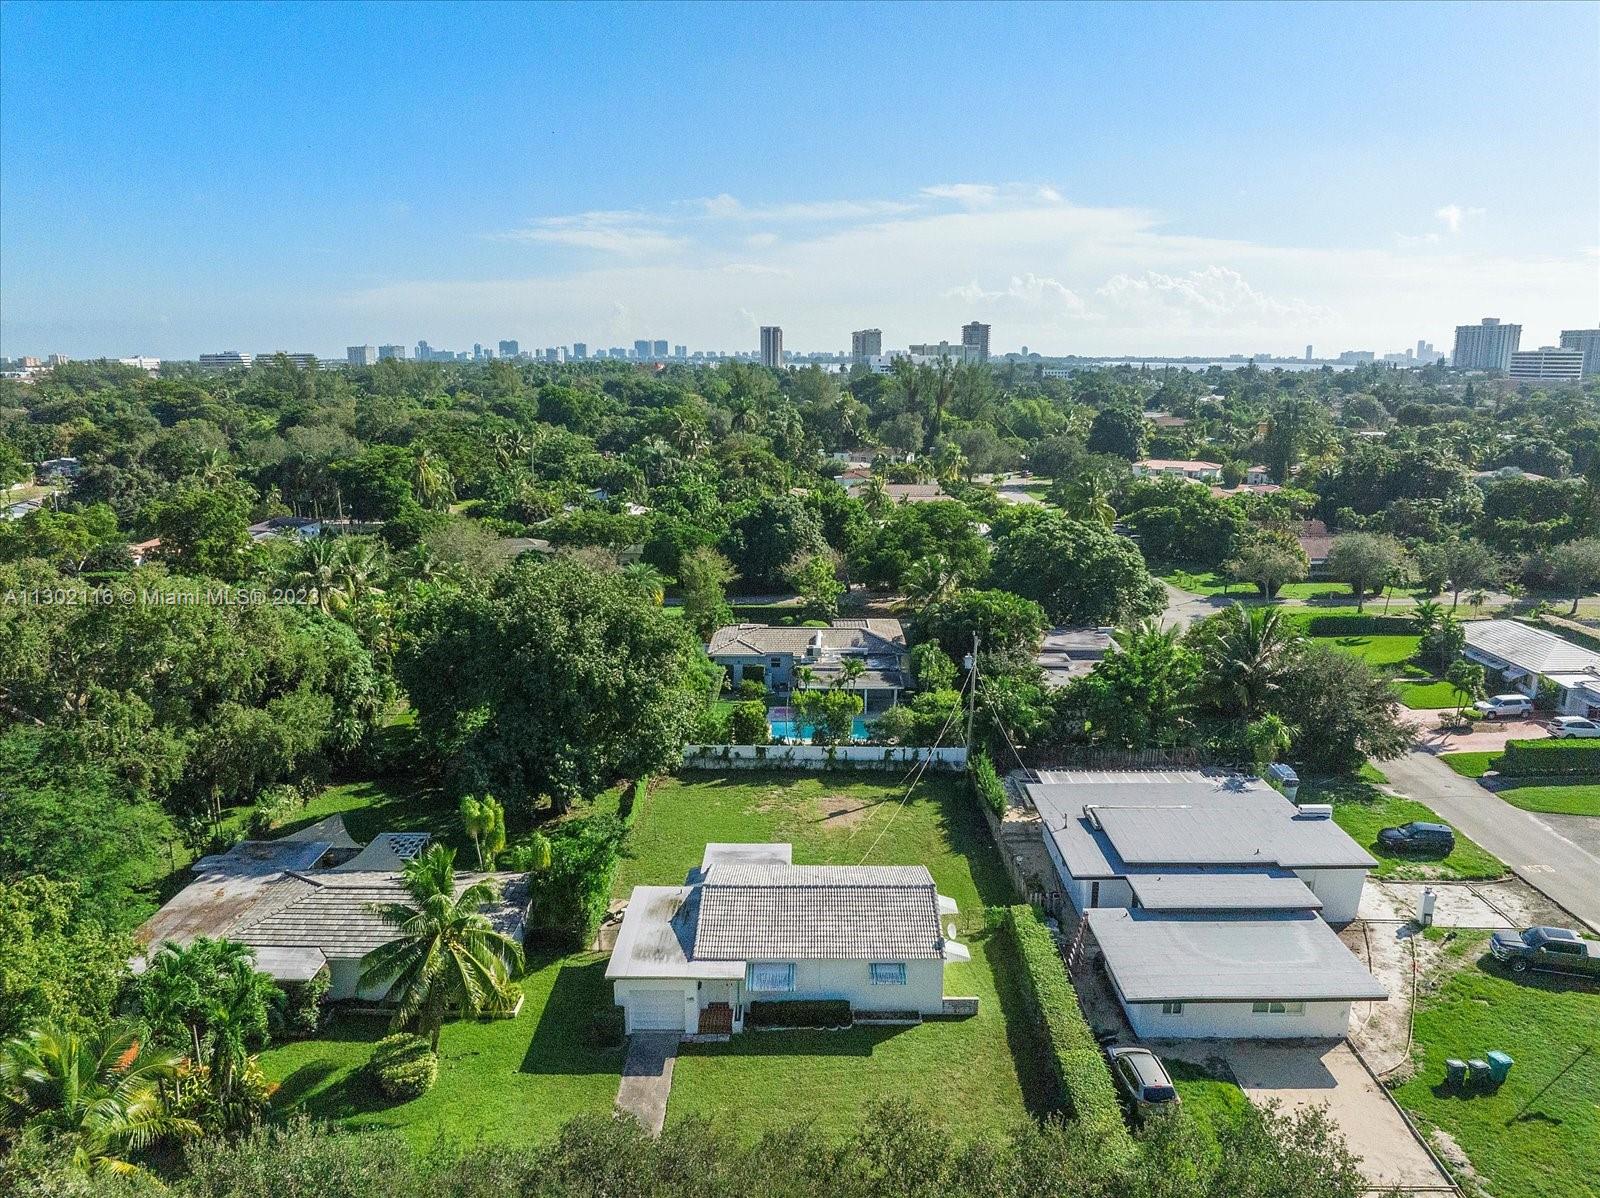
[[621, 771, 1052, 1141], [1439, 751, 1498, 778], [258, 952, 622, 1149], [1165, 1059, 1249, 1151], [1395, 680, 1462, 709], [1393, 934, 1600, 1198], [1301, 777, 1505, 880], [1493, 784, 1600, 817], [1315, 633, 1422, 668], [1162, 570, 1358, 601]]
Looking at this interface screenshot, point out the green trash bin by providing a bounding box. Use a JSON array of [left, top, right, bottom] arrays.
[[1444, 1058, 1467, 1087], [1467, 1058, 1490, 1086], [1486, 1051, 1514, 1084]]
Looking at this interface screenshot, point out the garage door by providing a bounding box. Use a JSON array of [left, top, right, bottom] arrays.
[[627, 989, 684, 1032]]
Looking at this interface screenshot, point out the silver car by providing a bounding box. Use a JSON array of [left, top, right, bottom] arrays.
[[1106, 1046, 1181, 1118], [1548, 716, 1600, 738]]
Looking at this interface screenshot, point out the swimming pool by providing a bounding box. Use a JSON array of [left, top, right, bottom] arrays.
[[767, 715, 873, 742]]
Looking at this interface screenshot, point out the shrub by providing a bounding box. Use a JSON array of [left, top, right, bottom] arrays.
[[737, 678, 766, 700], [365, 1033, 437, 1100], [970, 751, 1006, 818], [746, 999, 852, 1029], [1002, 905, 1133, 1157], [524, 813, 628, 950], [1496, 738, 1600, 777], [727, 701, 770, 745], [247, 784, 301, 836], [280, 966, 332, 1038], [1294, 613, 1418, 636]]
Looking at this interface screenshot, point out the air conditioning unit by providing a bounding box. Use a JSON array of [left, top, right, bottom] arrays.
[[1294, 803, 1333, 820]]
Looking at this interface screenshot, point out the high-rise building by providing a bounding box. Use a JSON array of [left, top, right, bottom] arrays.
[[498, 340, 519, 358], [851, 329, 883, 361], [1305, 345, 1313, 361], [46, 353, 70, 367], [633, 339, 651, 360], [652, 339, 668, 359], [415, 341, 433, 360], [260, 352, 317, 369], [347, 345, 377, 367], [572, 342, 588, 360], [378, 344, 406, 360], [1559, 329, 1600, 376], [199, 350, 253, 371], [760, 326, 784, 368], [1452, 318, 1521, 371], [1508, 347, 1585, 383], [961, 321, 991, 363], [673, 345, 687, 358]]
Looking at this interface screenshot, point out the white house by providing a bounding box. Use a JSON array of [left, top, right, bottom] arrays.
[[606, 843, 969, 1036], [1463, 619, 1600, 717], [1131, 459, 1223, 482], [707, 619, 910, 711], [247, 515, 322, 543], [1023, 771, 1385, 1040]]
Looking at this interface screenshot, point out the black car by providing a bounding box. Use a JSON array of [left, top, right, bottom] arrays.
[[1377, 821, 1456, 855]]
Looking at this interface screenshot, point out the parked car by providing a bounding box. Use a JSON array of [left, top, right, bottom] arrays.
[[1470, 694, 1534, 721], [1377, 821, 1456, 855], [1547, 716, 1600, 738], [1489, 927, 1600, 978], [1106, 1046, 1181, 1119]]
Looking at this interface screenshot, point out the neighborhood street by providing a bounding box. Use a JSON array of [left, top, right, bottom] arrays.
[[1381, 750, 1600, 933]]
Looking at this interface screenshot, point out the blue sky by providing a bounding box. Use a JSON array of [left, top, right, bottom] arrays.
[[2, 0, 1596, 358]]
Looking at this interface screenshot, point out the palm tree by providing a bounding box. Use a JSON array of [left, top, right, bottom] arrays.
[[333, 537, 387, 606], [458, 795, 506, 870], [622, 562, 668, 605], [1059, 475, 1117, 529], [288, 537, 345, 613], [903, 554, 960, 610], [359, 845, 524, 1053], [932, 441, 967, 484], [1245, 713, 1296, 771], [0, 1023, 198, 1177], [858, 476, 891, 518], [1204, 603, 1301, 718], [833, 657, 867, 691], [411, 447, 456, 510]]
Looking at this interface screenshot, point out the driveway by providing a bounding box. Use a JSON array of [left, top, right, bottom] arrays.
[[1382, 751, 1600, 932], [1159, 582, 1234, 630], [1224, 1042, 1454, 1193], [615, 1032, 679, 1135], [1400, 711, 1550, 754]]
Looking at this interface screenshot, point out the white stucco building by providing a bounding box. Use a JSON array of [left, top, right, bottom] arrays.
[[1464, 619, 1600, 717], [606, 843, 969, 1035], [1024, 771, 1385, 1040]]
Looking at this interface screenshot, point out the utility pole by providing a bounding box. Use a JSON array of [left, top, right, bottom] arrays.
[[963, 633, 980, 750]]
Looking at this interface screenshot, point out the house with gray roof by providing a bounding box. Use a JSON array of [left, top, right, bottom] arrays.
[[1024, 771, 1385, 1040], [707, 619, 909, 710], [136, 815, 528, 1002], [606, 843, 968, 1035], [1464, 618, 1600, 717]]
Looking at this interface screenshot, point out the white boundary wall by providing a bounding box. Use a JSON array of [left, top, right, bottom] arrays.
[[683, 744, 967, 771]]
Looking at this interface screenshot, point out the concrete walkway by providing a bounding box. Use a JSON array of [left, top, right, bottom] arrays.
[[1382, 750, 1600, 933], [615, 1032, 680, 1135]]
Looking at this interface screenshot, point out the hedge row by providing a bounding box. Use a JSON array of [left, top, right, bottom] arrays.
[[1002, 905, 1133, 1156], [1294, 613, 1419, 636], [1496, 738, 1600, 777], [970, 751, 1007, 819], [746, 999, 852, 1029]]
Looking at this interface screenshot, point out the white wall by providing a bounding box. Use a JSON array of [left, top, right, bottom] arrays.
[[746, 959, 946, 1014], [613, 979, 697, 1034], [327, 959, 396, 1003], [683, 744, 967, 771], [1294, 867, 1367, 924], [1126, 998, 1353, 1040]]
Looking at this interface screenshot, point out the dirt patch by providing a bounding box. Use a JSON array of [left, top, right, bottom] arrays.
[[1345, 920, 1451, 1077], [815, 792, 878, 829], [1427, 1126, 1484, 1195]]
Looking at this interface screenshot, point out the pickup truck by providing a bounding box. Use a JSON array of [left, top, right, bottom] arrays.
[[1489, 927, 1600, 978]]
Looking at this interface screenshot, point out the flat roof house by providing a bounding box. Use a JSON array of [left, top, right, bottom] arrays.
[[606, 843, 969, 1035], [1024, 771, 1385, 1039], [707, 619, 909, 711], [1132, 459, 1223, 482], [247, 515, 322, 543], [1464, 618, 1600, 718], [136, 816, 528, 1002]]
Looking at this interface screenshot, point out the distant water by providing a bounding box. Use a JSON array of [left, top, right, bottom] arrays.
[[1095, 359, 1363, 373]]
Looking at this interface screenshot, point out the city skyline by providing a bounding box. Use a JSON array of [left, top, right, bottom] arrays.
[[2, 2, 1596, 359]]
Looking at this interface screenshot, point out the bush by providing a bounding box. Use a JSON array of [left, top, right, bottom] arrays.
[[365, 1033, 437, 1100], [1002, 905, 1133, 1157], [524, 813, 628, 950], [1294, 613, 1418, 636], [746, 999, 852, 1029], [970, 751, 1006, 818], [247, 784, 301, 836], [280, 966, 332, 1038], [727, 701, 770, 745], [1496, 738, 1600, 777]]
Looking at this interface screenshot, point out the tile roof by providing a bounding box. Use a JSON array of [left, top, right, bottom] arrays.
[[707, 619, 907, 659], [693, 864, 945, 960]]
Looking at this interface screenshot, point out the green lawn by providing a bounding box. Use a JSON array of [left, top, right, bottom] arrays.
[[1314, 633, 1422, 668], [1162, 570, 1359, 601], [1393, 935, 1600, 1198], [258, 952, 622, 1149], [623, 771, 1053, 1141], [1494, 783, 1600, 817], [1302, 777, 1505, 880], [1395, 680, 1461, 709], [1165, 1059, 1249, 1151], [1440, 751, 1498, 779]]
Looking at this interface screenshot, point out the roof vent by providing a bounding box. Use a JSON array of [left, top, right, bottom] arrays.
[[1294, 803, 1333, 820]]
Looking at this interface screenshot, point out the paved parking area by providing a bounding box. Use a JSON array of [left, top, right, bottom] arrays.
[[616, 1032, 679, 1135], [1401, 710, 1549, 754], [1224, 1042, 1454, 1193]]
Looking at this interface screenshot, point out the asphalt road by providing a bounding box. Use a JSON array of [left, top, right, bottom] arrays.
[[1382, 750, 1600, 933]]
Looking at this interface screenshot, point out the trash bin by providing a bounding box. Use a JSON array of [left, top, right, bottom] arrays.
[[1486, 1051, 1514, 1085], [1467, 1058, 1490, 1086], [1444, 1058, 1467, 1087]]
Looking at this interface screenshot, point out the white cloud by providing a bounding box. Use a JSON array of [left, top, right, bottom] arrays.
[[697, 193, 916, 222], [945, 273, 1090, 316], [1096, 267, 1333, 327], [494, 209, 685, 255], [920, 183, 1000, 206], [1435, 203, 1485, 234]]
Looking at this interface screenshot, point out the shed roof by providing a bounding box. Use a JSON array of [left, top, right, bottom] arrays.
[[1086, 908, 1388, 1003], [1126, 869, 1322, 912]]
